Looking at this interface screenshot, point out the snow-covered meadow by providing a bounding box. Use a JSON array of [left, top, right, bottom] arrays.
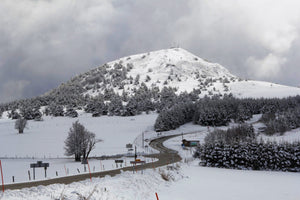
[[1, 109, 300, 199], [0, 112, 157, 158], [2, 130, 300, 200], [0, 112, 158, 184]]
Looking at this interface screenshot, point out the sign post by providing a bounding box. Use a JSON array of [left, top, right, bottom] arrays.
[[115, 160, 124, 168], [30, 161, 50, 180], [81, 159, 88, 172], [130, 160, 145, 174]]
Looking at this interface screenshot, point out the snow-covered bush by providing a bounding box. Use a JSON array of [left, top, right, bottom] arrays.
[[195, 141, 300, 172], [48, 103, 64, 117], [204, 124, 255, 145], [262, 107, 300, 135], [65, 107, 78, 118], [8, 110, 21, 119]]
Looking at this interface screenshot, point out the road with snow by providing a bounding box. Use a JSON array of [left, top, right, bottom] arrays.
[[3, 134, 182, 190]]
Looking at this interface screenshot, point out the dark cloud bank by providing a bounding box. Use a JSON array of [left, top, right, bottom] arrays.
[[1, 0, 300, 103]]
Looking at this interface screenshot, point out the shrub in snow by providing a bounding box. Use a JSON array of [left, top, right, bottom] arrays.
[[8, 110, 20, 119], [145, 75, 151, 82], [33, 109, 43, 121], [46, 103, 64, 117], [108, 95, 124, 116], [134, 74, 140, 85], [65, 107, 78, 118]]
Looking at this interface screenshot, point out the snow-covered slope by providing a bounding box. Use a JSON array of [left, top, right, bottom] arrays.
[[106, 48, 236, 94], [228, 80, 300, 98], [66, 47, 300, 99], [72, 47, 237, 98]]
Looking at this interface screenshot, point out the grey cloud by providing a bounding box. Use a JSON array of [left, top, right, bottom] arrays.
[[1, 0, 300, 103]]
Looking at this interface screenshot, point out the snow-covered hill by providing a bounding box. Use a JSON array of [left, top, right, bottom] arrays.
[[2, 48, 300, 118], [60, 47, 300, 99], [104, 48, 236, 95]]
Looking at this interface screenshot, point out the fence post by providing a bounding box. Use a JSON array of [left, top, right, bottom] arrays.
[[64, 165, 67, 176], [28, 170, 31, 181]]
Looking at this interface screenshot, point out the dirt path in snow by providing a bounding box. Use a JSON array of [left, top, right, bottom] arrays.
[[2, 133, 187, 190]]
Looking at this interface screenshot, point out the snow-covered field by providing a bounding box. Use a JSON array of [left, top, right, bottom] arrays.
[[0, 113, 157, 158], [1, 113, 300, 199], [2, 130, 300, 200], [159, 161, 300, 200], [0, 112, 157, 184]]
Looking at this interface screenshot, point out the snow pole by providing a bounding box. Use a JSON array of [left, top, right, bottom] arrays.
[[0, 160, 4, 193], [64, 165, 67, 176], [87, 160, 92, 182], [155, 192, 159, 200], [152, 158, 155, 169]]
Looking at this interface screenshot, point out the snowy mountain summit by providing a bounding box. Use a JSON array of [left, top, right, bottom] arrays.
[[69, 48, 238, 98], [105, 48, 236, 93], [65, 47, 300, 99], [108, 48, 237, 92]]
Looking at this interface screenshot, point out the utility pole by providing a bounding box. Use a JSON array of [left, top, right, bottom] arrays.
[[142, 132, 144, 149], [134, 146, 137, 161]]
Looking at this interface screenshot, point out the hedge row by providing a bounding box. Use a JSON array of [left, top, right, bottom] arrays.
[[194, 141, 300, 172]]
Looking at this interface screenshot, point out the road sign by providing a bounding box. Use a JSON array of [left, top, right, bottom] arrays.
[[30, 161, 49, 168], [30, 161, 50, 180]]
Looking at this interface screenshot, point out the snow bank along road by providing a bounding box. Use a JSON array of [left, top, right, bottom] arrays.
[[3, 134, 182, 190]]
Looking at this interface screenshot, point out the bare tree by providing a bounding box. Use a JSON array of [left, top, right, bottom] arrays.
[[15, 118, 27, 134], [64, 121, 100, 161]]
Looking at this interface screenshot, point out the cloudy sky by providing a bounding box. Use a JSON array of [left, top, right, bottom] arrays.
[[1, 0, 300, 103]]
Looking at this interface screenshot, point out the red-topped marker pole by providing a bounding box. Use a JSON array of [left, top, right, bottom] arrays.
[[155, 192, 159, 200], [0, 160, 4, 193], [87, 160, 92, 182]]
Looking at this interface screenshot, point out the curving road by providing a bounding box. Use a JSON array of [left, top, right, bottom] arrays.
[[2, 133, 184, 191]]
